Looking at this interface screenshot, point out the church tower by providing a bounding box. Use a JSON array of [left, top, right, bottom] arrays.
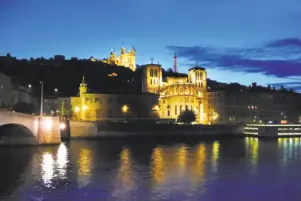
[[188, 66, 208, 124], [142, 61, 162, 94], [79, 76, 88, 120], [79, 76, 87, 95]]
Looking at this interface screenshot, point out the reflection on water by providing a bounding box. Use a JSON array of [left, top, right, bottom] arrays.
[[40, 143, 69, 188], [151, 147, 165, 185], [77, 148, 92, 187], [57, 143, 68, 179], [41, 153, 55, 188], [112, 147, 135, 199], [176, 144, 187, 176], [2, 138, 301, 200], [278, 138, 301, 166], [245, 137, 259, 170], [211, 141, 220, 172], [195, 144, 206, 178]]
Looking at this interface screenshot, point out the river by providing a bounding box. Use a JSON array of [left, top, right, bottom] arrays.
[[0, 137, 301, 201]]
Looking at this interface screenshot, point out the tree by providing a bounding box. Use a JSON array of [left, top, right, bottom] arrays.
[[177, 110, 196, 124]]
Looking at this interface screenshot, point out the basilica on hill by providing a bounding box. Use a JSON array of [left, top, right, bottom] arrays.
[[72, 47, 209, 124], [90, 46, 136, 71]]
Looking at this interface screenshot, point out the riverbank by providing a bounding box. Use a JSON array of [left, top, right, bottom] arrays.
[[69, 121, 244, 138]]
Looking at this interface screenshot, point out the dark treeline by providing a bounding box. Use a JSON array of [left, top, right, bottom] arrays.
[[0, 56, 296, 99], [0, 58, 142, 98], [0, 58, 191, 98]]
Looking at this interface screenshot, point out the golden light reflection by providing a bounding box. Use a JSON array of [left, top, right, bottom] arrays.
[[77, 148, 92, 187], [151, 147, 165, 185], [245, 137, 259, 167], [211, 141, 220, 172], [195, 144, 206, 177], [57, 143, 68, 179], [114, 148, 134, 196], [177, 144, 188, 176], [41, 152, 54, 188]]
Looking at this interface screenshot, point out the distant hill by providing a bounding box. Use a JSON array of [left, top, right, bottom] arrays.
[[0, 56, 296, 98]]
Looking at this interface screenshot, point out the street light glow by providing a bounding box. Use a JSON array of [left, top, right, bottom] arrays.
[[122, 105, 128, 113], [75, 106, 80, 112]]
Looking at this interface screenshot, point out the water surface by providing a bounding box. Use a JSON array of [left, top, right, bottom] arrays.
[[1, 137, 301, 201]]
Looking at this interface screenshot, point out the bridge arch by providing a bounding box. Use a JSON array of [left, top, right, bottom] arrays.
[[0, 124, 38, 145]]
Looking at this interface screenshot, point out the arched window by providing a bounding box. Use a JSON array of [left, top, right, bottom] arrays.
[[180, 105, 183, 112], [185, 105, 188, 111], [179, 88, 183, 94], [175, 105, 178, 115], [185, 87, 189, 94], [167, 110, 170, 116]]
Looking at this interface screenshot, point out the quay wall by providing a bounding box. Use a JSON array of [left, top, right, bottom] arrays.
[[69, 121, 243, 138]]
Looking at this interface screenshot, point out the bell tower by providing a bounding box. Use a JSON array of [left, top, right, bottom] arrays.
[[142, 59, 162, 94], [79, 75, 87, 95]]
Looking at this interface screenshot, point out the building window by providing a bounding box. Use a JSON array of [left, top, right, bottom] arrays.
[[167, 110, 170, 116], [150, 69, 154, 77], [150, 79, 152, 85], [175, 105, 177, 115]]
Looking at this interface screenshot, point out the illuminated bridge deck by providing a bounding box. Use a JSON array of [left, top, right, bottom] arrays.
[[244, 124, 301, 137]]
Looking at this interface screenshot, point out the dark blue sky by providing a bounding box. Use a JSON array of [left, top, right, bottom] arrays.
[[1, 0, 300, 91]]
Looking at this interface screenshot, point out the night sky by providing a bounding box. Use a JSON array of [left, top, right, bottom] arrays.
[[1, 0, 300, 91]]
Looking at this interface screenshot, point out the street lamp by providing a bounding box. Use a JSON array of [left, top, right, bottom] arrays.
[[40, 62, 44, 117], [54, 88, 58, 92]]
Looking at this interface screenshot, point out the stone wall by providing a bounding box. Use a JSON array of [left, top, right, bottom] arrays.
[[69, 120, 243, 138], [38, 116, 61, 145], [69, 121, 98, 138]]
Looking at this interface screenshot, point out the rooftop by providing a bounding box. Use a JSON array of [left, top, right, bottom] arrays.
[[188, 66, 206, 71]]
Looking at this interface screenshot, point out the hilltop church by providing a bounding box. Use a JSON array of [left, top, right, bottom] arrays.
[[90, 46, 136, 71]]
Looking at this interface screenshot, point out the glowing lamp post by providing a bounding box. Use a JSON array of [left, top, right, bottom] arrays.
[[122, 105, 128, 119]]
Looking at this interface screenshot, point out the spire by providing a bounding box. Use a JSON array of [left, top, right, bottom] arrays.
[[81, 75, 86, 85], [173, 53, 177, 72], [151, 57, 154, 64]]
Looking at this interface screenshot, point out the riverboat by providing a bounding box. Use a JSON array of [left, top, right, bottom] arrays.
[[244, 124, 301, 137]]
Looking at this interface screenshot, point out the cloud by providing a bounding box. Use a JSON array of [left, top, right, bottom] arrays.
[[266, 38, 301, 48], [167, 38, 301, 78]]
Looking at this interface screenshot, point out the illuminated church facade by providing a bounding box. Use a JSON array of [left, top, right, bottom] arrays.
[[141, 64, 208, 124], [90, 46, 136, 71]]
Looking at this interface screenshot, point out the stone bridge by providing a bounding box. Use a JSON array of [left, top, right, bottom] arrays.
[[0, 110, 61, 145]]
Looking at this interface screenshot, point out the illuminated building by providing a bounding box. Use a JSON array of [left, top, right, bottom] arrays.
[[208, 91, 301, 124], [70, 76, 159, 121], [91, 46, 136, 71], [141, 64, 208, 124]]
